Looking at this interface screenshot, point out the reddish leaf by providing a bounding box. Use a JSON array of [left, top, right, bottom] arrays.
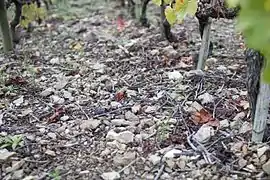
[[190, 108, 215, 124], [117, 15, 125, 32], [47, 106, 65, 123], [115, 91, 126, 102]]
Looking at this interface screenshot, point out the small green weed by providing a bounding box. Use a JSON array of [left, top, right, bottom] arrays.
[[0, 134, 24, 150], [156, 120, 171, 142], [49, 169, 61, 180]]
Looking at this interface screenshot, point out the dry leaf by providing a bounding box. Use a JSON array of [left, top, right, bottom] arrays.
[[115, 91, 126, 102], [73, 42, 83, 50], [47, 106, 65, 123], [190, 108, 215, 125]]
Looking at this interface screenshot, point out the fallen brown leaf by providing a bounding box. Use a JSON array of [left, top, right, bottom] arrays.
[[190, 108, 216, 125], [47, 106, 65, 123]]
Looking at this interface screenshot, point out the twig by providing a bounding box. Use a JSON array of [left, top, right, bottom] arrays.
[[212, 97, 225, 118], [24, 159, 48, 164], [230, 71, 237, 80], [188, 133, 220, 164], [30, 113, 40, 122], [118, 158, 138, 174], [37, 98, 54, 109], [192, 137, 216, 164], [206, 134, 233, 149], [221, 141, 228, 150], [60, 171, 73, 178], [154, 164, 165, 180], [211, 54, 243, 59], [120, 78, 131, 87], [75, 102, 90, 120], [175, 92, 193, 135], [118, 45, 134, 56], [229, 170, 251, 176], [187, 133, 198, 151], [145, 132, 157, 140], [175, 169, 193, 173], [53, 143, 79, 148], [217, 82, 225, 93], [93, 105, 131, 118], [194, 79, 205, 99]]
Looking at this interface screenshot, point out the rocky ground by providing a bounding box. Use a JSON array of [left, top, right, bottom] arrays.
[[1, 1, 270, 180]]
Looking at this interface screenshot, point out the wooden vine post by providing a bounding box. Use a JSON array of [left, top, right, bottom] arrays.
[[0, 0, 13, 52]]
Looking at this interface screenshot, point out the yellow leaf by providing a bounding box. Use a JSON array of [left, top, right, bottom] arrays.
[[165, 6, 177, 25], [186, 0, 198, 15], [73, 42, 83, 50], [174, 0, 186, 11], [20, 19, 30, 28], [164, 0, 172, 4], [22, 4, 36, 20], [152, 0, 162, 6], [36, 7, 47, 19]]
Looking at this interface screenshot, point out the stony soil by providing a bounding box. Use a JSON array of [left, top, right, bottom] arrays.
[[1, 1, 270, 180]]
